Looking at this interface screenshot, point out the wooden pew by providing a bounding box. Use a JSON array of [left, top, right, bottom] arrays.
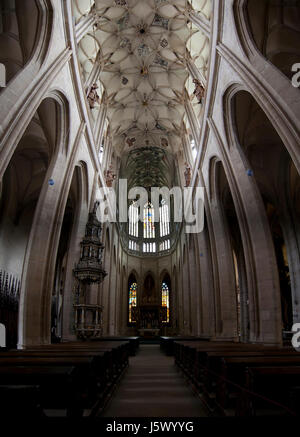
[[0, 340, 130, 417], [239, 366, 300, 416], [91, 337, 140, 356], [0, 350, 111, 392], [0, 366, 83, 416], [173, 340, 300, 416], [160, 336, 209, 356], [21, 340, 130, 382], [0, 385, 44, 418], [214, 355, 300, 415]]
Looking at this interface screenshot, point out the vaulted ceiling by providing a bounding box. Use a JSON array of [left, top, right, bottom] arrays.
[[119, 146, 178, 190], [75, 0, 212, 186]]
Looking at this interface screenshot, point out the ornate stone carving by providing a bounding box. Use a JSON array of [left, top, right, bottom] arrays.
[[126, 137, 136, 147], [161, 137, 168, 147], [73, 203, 107, 285], [74, 304, 103, 339], [160, 38, 168, 48], [140, 65, 149, 76], [105, 165, 116, 187], [87, 83, 100, 109], [73, 203, 107, 339], [184, 163, 192, 187], [193, 78, 205, 104]]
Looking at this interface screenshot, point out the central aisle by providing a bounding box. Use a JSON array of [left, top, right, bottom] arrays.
[[101, 344, 208, 417]]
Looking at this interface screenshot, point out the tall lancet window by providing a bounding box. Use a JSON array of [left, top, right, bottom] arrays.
[[129, 201, 139, 237], [162, 282, 170, 323], [159, 199, 170, 237], [191, 137, 197, 161], [129, 280, 137, 324], [143, 202, 155, 239]]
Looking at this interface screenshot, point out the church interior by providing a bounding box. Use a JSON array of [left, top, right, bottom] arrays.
[[0, 0, 300, 419]]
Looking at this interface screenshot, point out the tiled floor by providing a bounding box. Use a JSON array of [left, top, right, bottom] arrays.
[[101, 344, 207, 417]]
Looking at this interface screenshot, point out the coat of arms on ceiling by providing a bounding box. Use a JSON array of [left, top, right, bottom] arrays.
[[154, 55, 168, 68], [120, 37, 131, 50], [117, 12, 129, 31], [137, 44, 151, 57], [160, 38, 168, 48], [115, 0, 127, 5], [153, 14, 169, 30]]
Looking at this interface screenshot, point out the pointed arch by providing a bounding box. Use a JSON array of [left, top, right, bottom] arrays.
[[160, 271, 171, 325], [128, 271, 138, 325], [227, 88, 300, 336]]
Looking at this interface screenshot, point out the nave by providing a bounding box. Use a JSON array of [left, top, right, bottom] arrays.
[[0, 336, 300, 418], [0, 0, 300, 423], [102, 344, 207, 417]]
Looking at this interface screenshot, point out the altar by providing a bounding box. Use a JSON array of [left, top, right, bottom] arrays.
[[138, 328, 160, 337]]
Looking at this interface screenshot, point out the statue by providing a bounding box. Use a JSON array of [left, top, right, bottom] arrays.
[[144, 274, 155, 304], [92, 201, 100, 215], [193, 78, 205, 104], [87, 83, 100, 109], [140, 65, 148, 76], [126, 137, 136, 147], [105, 165, 116, 187], [184, 163, 192, 187], [161, 137, 168, 147]]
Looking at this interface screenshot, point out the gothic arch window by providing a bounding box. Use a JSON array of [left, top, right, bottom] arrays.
[[159, 199, 170, 237], [161, 275, 171, 324], [143, 242, 156, 253], [190, 136, 197, 161], [128, 275, 137, 324], [129, 201, 139, 237], [161, 282, 170, 324], [143, 202, 155, 239], [99, 118, 109, 165], [159, 240, 170, 252]]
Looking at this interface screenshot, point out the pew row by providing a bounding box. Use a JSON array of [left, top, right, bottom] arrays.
[[160, 336, 209, 356], [173, 340, 300, 416], [0, 340, 131, 417]]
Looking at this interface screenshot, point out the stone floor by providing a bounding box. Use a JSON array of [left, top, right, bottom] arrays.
[[101, 344, 208, 417]]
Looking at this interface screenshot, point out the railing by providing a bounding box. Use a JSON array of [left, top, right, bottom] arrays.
[[118, 223, 183, 258]]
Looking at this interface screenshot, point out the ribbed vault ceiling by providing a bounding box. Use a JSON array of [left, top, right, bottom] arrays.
[[119, 146, 177, 190], [75, 0, 212, 186]]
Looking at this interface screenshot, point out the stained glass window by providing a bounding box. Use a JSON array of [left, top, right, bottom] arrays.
[[129, 202, 139, 237], [162, 282, 169, 323], [129, 282, 137, 323], [143, 242, 156, 253], [143, 202, 155, 238], [191, 137, 197, 161], [159, 239, 170, 252], [159, 199, 170, 237], [129, 240, 139, 251]]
